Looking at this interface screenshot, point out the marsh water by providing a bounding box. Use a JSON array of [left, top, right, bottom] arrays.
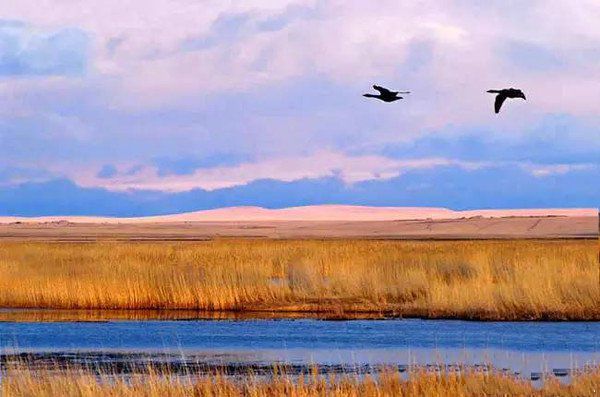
[[1, 311, 599, 380]]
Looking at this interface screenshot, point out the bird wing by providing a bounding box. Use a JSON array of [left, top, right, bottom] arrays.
[[494, 93, 507, 113], [373, 85, 392, 95]]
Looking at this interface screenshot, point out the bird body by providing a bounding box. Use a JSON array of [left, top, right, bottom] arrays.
[[363, 85, 410, 102], [487, 88, 526, 113]]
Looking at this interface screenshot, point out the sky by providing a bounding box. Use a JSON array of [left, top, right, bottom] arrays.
[[0, 1, 598, 216]]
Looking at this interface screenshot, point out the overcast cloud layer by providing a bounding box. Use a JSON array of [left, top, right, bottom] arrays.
[[0, 1, 598, 215]]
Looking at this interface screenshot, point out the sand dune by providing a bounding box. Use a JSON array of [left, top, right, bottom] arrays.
[[0, 205, 596, 224]]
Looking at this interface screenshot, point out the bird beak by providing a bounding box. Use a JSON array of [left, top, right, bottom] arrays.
[[521, 94, 527, 100]]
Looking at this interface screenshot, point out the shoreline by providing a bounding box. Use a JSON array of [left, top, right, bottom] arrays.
[[2, 307, 600, 322]]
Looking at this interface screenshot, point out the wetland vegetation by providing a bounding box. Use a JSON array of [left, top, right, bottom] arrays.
[[0, 239, 597, 320]]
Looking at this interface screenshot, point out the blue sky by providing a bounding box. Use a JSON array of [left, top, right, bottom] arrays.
[[0, 1, 598, 215]]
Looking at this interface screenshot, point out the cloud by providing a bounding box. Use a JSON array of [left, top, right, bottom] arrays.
[[0, 165, 54, 186], [69, 151, 484, 192], [181, 13, 253, 51], [36, 151, 593, 194], [3, 1, 597, 114], [96, 164, 117, 179], [257, 4, 317, 32], [1, 163, 598, 216], [503, 40, 565, 71], [0, 20, 88, 77], [153, 153, 253, 176], [377, 113, 600, 164], [523, 163, 597, 178], [0, 2, 597, 210]]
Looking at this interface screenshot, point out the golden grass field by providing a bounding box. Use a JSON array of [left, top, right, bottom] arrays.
[[3, 366, 600, 397], [0, 239, 597, 320]]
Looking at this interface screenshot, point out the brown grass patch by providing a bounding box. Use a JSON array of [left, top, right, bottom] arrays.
[[0, 239, 597, 320]]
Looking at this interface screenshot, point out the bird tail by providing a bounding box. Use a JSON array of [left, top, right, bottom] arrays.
[[487, 90, 501, 94]]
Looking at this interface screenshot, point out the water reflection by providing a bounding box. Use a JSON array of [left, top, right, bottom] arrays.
[[0, 311, 598, 380], [0, 309, 389, 323]]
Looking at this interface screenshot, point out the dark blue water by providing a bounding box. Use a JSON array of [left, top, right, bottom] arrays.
[[1, 319, 599, 375], [1, 319, 599, 353]]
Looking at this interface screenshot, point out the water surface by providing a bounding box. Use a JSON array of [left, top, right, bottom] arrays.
[[1, 315, 599, 378]]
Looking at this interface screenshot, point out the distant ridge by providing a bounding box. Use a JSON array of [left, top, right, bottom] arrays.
[[0, 205, 596, 224]]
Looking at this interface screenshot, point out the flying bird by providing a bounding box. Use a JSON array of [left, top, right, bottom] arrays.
[[486, 88, 526, 113], [363, 85, 410, 102]]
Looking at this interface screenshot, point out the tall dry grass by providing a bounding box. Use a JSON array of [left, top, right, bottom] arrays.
[[3, 365, 600, 397], [0, 240, 597, 320]]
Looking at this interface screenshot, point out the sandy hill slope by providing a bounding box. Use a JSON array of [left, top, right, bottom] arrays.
[[0, 205, 596, 224]]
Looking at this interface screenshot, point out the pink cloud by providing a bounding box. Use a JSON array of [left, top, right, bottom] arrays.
[[69, 151, 484, 192], [3, 1, 599, 117]]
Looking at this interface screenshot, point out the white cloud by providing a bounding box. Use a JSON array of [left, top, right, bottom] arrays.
[[3, 151, 595, 193], [0, 1, 598, 197], [523, 163, 596, 178], [2, 1, 599, 116], [68, 151, 484, 192], [45, 153, 598, 192]]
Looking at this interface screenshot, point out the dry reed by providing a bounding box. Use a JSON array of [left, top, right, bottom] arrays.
[[0, 239, 597, 320], [2, 365, 600, 397]]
